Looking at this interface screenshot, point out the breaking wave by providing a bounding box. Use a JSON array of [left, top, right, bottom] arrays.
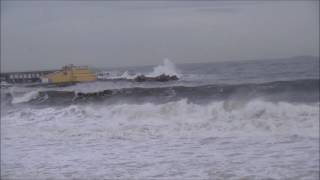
[[10, 90, 40, 104], [3, 99, 319, 138], [5, 79, 319, 105]]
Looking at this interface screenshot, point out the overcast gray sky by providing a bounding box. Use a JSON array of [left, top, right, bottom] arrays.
[[1, 1, 319, 72]]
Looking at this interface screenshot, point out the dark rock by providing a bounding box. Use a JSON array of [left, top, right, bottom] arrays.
[[134, 74, 179, 82], [134, 75, 147, 82]]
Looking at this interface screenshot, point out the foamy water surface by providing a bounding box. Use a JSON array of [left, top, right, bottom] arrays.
[[1, 57, 319, 179]]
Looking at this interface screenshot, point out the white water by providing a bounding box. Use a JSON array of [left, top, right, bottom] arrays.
[[11, 90, 40, 104], [1, 57, 319, 179], [97, 58, 181, 80], [1, 99, 319, 179], [147, 58, 181, 77], [3, 99, 319, 138], [99, 71, 139, 80]]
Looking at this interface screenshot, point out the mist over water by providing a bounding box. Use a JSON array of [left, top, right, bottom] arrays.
[[1, 57, 319, 179]]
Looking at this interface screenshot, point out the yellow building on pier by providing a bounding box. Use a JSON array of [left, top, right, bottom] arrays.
[[41, 65, 96, 84]]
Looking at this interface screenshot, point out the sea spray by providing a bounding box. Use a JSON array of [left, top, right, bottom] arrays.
[[148, 58, 181, 77], [11, 90, 40, 104], [96, 58, 180, 81]]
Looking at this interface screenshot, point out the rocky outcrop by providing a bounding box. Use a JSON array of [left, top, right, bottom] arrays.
[[134, 74, 179, 82]]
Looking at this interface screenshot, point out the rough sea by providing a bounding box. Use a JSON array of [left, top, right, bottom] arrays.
[[1, 56, 319, 180]]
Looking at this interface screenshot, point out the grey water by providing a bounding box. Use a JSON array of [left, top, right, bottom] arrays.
[[1, 56, 319, 180]]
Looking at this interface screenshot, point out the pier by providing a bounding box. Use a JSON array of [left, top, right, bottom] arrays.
[[0, 70, 57, 83]]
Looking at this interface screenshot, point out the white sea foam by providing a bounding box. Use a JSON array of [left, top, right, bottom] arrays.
[[11, 90, 40, 104], [3, 99, 319, 138], [98, 71, 139, 80], [118, 71, 139, 79], [148, 58, 181, 77], [2, 99, 319, 179], [2, 57, 319, 179]]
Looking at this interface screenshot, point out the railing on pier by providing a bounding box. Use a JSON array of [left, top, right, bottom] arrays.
[[0, 70, 57, 83]]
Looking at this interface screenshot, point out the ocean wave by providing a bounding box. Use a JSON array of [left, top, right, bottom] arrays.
[[5, 79, 319, 105], [10, 90, 40, 104], [2, 99, 319, 138]]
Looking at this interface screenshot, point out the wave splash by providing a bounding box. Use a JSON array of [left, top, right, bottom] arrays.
[[97, 58, 180, 80], [10, 90, 40, 104], [147, 58, 181, 77]]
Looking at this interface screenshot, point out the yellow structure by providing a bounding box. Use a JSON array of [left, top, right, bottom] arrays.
[[41, 65, 97, 84]]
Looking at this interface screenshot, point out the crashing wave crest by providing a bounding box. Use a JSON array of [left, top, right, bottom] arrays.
[[3, 99, 319, 138], [11, 90, 40, 104]]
